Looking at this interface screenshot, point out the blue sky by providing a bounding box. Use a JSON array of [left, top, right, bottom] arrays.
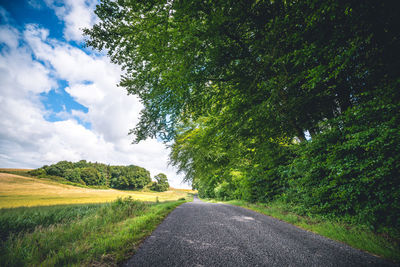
[[0, 0, 189, 188], [2, 0, 90, 128], [1, 0, 63, 39]]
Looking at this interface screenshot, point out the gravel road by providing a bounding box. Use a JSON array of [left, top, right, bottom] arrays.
[[123, 196, 396, 266]]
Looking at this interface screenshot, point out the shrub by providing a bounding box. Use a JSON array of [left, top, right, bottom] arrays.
[[64, 169, 85, 185], [28, 168, 46, 177], [80, 167, 103, 186], [150, 173, 169, 192], [283, 99, 400, 230], [214, 181, 233, 200]]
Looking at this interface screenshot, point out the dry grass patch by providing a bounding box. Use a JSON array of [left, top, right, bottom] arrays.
[[0, 173, 193, 208]]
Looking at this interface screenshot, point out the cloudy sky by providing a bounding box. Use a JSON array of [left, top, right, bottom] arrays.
[[0, 0, 190, 188]]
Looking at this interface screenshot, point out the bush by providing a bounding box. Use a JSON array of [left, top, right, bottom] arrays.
[[44, 161, 74, 177], [214, 181, 233, 200], [80, 167, 103, 186], [283, 99, 400, 230], [150, 173, 169, 192], [109, 165, 151, 189], [64, 169, 85, 185], [28, 168, 46, 177]]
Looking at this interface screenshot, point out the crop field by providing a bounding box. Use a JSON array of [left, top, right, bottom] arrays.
[[0, 172, 193, 208]]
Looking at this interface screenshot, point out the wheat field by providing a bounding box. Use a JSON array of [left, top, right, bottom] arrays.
[[0, 172, 193, 208]]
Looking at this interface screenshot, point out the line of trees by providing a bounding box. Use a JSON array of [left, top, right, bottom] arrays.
[[29, 160, 170, 191], [84, 1, 399, 232]]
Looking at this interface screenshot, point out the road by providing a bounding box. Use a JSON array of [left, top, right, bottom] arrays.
[[123, 196, 395, 266]]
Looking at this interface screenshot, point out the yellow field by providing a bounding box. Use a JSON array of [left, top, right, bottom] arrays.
[[0, 172, 194, 208]]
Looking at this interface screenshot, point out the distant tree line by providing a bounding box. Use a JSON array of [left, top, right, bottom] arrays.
[[29, 160, 170, 191], [85, 0, 399, 232]]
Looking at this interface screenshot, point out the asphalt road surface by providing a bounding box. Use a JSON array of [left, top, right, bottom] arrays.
[[123, 196, 395, 266]]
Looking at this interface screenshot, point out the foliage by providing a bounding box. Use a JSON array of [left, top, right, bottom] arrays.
[[29, 161, 153, 190], [80, 167, 104, 186], [27, 168, 45, 177], [44, 161, 73, 177], [85, 0, 399, 143], [85, 0, 400, 236], [110, 165, 151, 189], [283, 97, 400, 229], [64, 168, 84, 184], [150, 173, 170, 192]]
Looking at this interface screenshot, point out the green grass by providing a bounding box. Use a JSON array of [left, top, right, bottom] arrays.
[[204, 198, 400, 263], [0, 203, 104, 241], [0, 197, 186, 266]]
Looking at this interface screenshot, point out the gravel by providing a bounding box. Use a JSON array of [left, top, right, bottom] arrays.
[[123, 196, 396, 267]]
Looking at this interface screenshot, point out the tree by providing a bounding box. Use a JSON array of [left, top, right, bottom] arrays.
[[85, 0, 399, 144], [64, 168, 84, 184], [45, 161, 74, 177], [109, 165, 151, 189], [150, 173, 169, 192], [80, 167, 103, 186], [29, 161, 153, 189], [127, 165, 152, 188]]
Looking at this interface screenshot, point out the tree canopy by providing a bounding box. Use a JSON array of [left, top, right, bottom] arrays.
[[85, 0, 399, 142]]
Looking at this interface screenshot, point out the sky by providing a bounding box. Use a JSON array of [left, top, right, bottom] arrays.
[[0, 0, 190, 189]]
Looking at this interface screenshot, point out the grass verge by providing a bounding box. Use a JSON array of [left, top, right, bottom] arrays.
[[204, 198, 400, 263], [0, 197, 186, 266]]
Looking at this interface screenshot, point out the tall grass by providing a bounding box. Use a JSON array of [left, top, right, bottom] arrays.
[[0, 197, 186, 266], [0, 203, 103, 241]]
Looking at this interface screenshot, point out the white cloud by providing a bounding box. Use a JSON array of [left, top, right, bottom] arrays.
[[0, 22, 190, 188], [65, 83, 105, 106], [44, 0, 98, 42], [23, 24, 141, 143], [28, 0, 44, 10], [0, 25, 55, 95]]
